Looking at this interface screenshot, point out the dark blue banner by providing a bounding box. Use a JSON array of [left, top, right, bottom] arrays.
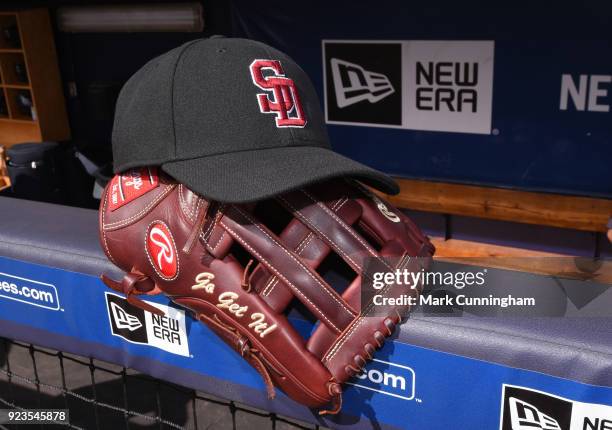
[[0, 256, 610, 429], [232, 2, 612, 198]]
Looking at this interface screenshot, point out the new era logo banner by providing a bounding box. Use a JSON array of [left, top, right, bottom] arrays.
[[500, 385, 612, 430], [105, 293, 190, 357], [323, 40, 494, 134]]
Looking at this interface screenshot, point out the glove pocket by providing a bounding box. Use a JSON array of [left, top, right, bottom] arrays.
[[172, 294, 337, 408]]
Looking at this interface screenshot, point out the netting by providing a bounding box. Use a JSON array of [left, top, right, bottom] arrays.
[[0, 338, 326, 429]]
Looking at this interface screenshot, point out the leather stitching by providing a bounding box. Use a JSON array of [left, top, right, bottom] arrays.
[[104, 185, 177, 230], [262, 278, 279, 297], [100, 185, 118, 265], [323, 253, 411, 363], [295, 232, 315, 254], [178, 184, 190, 221], [178, 184, 200, 223], [261, 275, 278, 297], [301, 190, 396, 273], [279, 196, 362, 272], [228, 205, 355, 319], [201, 204, 224, 244], [220, 220, 341, 333], [211, 230, 226, 252], [264, 196, 347, 298], [263, 232, 312, 297], [302, 190, 378, 259]]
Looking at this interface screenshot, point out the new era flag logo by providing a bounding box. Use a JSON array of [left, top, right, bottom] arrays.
[[509, 397, 562, 430], [330, 58, 395, 108], [324, 42, 402, 126], [110, 302, 142, 331]]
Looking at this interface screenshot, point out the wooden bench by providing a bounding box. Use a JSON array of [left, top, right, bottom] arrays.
[[380, 178, 612, 280], [386, 178, 612, 233]]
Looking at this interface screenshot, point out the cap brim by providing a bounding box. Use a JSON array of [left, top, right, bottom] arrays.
[[161, 146, 399, 203]]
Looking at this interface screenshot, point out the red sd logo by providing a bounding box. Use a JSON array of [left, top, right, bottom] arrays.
[[146, 222, 178, 280], [249, 59, 307, 128]]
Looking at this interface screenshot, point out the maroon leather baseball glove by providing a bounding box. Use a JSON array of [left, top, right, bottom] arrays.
[[99, 168, 434, 414]]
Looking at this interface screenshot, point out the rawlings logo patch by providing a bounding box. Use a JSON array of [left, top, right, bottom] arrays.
[[146, 221, 178, 280], [250, 59, 307, 128], [109, 167, 159, 211], [373, 196, 401, 223]]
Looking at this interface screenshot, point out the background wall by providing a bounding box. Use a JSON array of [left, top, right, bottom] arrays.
[[232, 1, 612, 198], [0, 1, 609, 256], [1, 0, 232, 166], [55, 0, 231, 166], [3, 1, 610, 198]]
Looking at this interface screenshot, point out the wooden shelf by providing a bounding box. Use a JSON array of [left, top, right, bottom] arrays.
[[1, 84, 31, 90], [0, 14, 20, 51], [0, 116, 36, 124], [0, 119, 41, 143], [0, 9, 69, 147], [5, 88, 35, 121], [0, 51, 29, 86]]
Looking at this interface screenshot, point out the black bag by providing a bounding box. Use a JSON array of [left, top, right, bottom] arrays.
[[7, 142, 59, 202]]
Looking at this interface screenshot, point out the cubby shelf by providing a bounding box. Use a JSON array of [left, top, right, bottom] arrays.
[[2, 84, 30, 89], [0, 9, 70, 147]]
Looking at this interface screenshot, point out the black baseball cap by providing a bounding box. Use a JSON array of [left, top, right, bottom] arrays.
[[112, 37, 399, 203]]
